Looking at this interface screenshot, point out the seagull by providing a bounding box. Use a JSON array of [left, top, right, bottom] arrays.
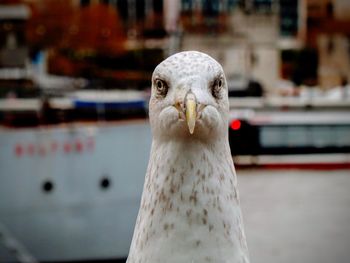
[[127, 51, 250, 263]]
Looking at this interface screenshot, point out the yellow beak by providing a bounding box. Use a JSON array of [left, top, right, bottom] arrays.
[[185, 95, 197, 134]]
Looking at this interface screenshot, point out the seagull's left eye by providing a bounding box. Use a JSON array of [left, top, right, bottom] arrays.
[[211, 77, 224, 99], [154, 79, 168, 98]]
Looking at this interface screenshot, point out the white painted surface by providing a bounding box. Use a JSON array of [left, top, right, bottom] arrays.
[[238, 169, 350, 263]]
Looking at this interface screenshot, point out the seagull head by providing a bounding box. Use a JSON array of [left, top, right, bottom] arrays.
[[149, 51, 229, 141]]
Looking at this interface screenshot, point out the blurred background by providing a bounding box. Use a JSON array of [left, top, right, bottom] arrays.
[[0, 0, 350, 262]]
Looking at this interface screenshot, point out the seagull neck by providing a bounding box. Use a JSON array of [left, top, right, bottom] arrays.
[[151, 137, 231, 158], [127, 137, 249, 263], [149, 137, 234, 184]]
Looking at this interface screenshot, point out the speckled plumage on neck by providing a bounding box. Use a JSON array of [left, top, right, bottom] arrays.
[[127, 136, 250, 263]]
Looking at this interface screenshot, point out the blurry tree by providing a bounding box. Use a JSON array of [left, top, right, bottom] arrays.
[[62, 3, 126, 57], [25, 0, 126, 76], [26, 0, 75, 50], [26, 1, 126, 56]]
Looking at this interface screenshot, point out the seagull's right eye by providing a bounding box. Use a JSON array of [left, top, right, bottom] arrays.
[[155, 79, 168, 98], [211, 77, 224, 99]]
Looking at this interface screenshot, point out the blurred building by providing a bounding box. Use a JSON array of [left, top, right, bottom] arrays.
[[0, 3, 34, 97], [0, 4, 30, 67], [180, 0, 280, 93], [179, 0, 350, 93], [306, 0, 350, 89], [0, 0, 350, 94]]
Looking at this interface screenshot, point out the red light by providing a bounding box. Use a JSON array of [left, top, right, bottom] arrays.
[[230, 119, 241, 130]]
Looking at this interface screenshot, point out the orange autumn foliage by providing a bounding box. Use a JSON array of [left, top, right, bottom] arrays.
[[26, 1, 126, 56]]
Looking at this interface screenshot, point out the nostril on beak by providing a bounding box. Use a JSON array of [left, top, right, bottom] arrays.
[[174, 101, 186, 121]]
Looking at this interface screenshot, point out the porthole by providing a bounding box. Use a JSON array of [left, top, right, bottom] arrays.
[[100, 177, 111, 190], [42, 180, 54, 193]]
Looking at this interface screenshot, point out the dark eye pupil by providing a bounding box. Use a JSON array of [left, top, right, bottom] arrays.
[[157, 81, 162, 89], [155, 79, 168, 97], [212, 78, 223, 99]]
